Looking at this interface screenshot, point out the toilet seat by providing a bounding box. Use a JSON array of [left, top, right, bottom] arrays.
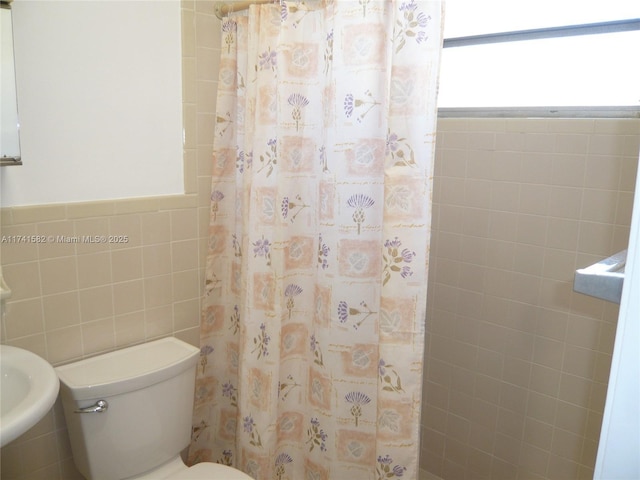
[[130, 456, 253, 480], [168, 462, 253, 480]]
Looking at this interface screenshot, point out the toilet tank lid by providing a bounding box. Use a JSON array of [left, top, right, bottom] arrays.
[[55, 337, 200, 401]]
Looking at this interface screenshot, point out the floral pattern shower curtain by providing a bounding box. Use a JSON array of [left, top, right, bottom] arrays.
[[189, 1, 443, 478]]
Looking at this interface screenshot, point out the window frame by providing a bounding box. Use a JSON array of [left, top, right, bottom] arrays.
[[437, 18, 640, 118]]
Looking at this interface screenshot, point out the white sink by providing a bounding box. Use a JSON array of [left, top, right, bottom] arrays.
[[0, 345, 60, 447]]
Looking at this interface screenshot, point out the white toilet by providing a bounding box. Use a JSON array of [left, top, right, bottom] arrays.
[[56, 337, 252, 480]]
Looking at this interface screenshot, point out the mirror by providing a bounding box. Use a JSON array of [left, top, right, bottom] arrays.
[[1, 1, 21, 166]]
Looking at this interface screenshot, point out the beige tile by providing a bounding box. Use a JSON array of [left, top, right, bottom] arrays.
[[113, 280, 144, 315], [550, 154, 586, 187], [529, 364, 560, 397], [533, 336, 564, 369], [173, 298, 200, 331], [523, 417, 553, 450], [144, 274, 173, 308], [74, 217, 110, 254], [78, 285, 114, 322], [519, 184, 550, 216], [81, 319, 115, 355], [181, 8, 196, 57], [576, 221, 614, 256], [551, 428, 583, 461], [2, 261, 41, 300], [542, 249, 576, 282], [114, 311, 146, 348], [108, 214, 142, 249], [143, 243, 172, 277], [9, 204, 67, 225], [516, 214, 547, 247], [66, 200, 116, 219], [6, 336, 46, 365], [562, 345, 596, 379], [581, 188, 619, 223], [3, 298, 44, 339], [584, 155, 621, 190], [519, 444, 550, 477], [47, 326, 83, 365], [111, 247, 143, 282], [490, 182, 520, 212], [546, 218, 579, 251], [77, 251, 112, 289], [39, 256, 78, 296], [172, 269, 200, 301], [16, 431, 60, 475], [555, 401, 588, 436], [513, 244, 544, 276], [547, 186, 582, 219], [141, 212, 171, 246], [588, 134, 626, 156], [145, 304, 173, 339], [463, 179, 492, 209], [43, 292, 80, 331], [1, 224, 39, 264]]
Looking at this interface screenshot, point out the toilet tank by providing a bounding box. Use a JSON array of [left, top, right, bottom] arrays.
[[56, 337, 200, 480]]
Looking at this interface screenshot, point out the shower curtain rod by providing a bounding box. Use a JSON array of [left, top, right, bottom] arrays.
[[214, 1, 277, 20]]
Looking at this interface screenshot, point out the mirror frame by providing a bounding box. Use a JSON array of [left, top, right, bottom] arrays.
[[1, 0, 22, 166]]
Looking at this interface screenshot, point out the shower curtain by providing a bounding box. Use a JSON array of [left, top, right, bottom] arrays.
[[189, 1, 443, 478]]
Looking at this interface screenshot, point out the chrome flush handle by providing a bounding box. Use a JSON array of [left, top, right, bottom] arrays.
[[74, 400, 109, 413]]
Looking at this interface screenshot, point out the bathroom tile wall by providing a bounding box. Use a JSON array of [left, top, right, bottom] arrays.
[[0, 2, 221, 479], [420, 117, 639, 479]]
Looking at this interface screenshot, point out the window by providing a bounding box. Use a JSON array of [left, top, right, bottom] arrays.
[[438, 0, 640, 112]]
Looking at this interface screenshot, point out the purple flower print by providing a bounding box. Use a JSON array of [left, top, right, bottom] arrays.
[[288, 93, 309, 130], [347, 193, 375, 234], [222, 20, 237, 53], [306, 418, 327, 452], [337, 300, 377, 330], [310, 333, 324, 366], [251, 323, 271, 359], [281, 194, 309, 223], [382, 237, 416, 285], [318, 233, 330, 270], [222, 381, 237, 407], [378, 358, 405, 394], [274, 453, 293, 480], [243, 415, 262, 447], [279, 374, 301, 401], [345, 391, 371, 426], [258, 47, 277, 71], [344, 91, 381, 123], [284, 284, 303, 319], [243, 415, 254, 433], [337, 300, 349, 323], [252, 235, 271, 266], [199, 345, 214, 374], [386, 129, 417, 168], [395, 0, 431, 52], [258, 138, 277, 177], [217, 449, 233, 466], [344, 94, 355, 118], [210, 190, 224, 222], [376, 455, 406, 479]]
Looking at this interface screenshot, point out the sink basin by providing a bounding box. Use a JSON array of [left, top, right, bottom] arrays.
[[574, 250, 626, 304], [0, 345, 60, 447]]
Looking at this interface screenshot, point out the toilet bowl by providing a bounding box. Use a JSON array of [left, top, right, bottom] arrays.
[[55, 337, 252, 480]]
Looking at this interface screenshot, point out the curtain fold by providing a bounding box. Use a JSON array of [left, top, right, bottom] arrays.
[[189, 1, 443, 478]]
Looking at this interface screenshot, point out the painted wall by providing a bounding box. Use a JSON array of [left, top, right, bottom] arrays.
[[1, 0, 183, 207]]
